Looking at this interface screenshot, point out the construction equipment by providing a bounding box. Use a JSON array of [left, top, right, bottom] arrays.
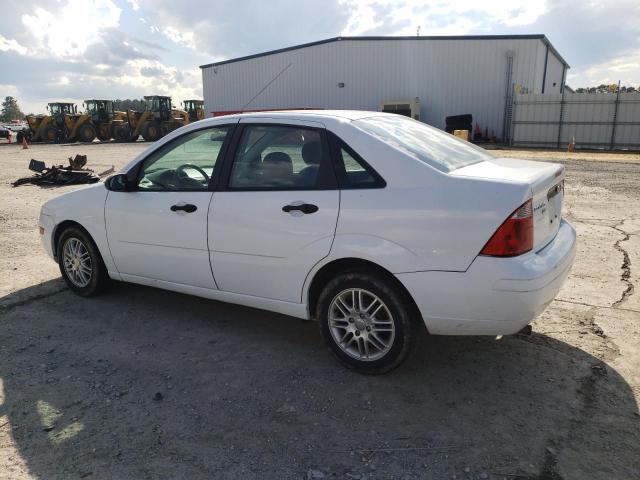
[[183, 99, 205, 122], [23, 102, 76, 143], [114, 95, 189, 142], [83, 99, 126, 141]]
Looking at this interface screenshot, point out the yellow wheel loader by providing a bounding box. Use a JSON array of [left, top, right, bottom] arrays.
[[23, 102, 76, 143], [83, 99, 127, 141], [183, 99, 205, 122], [114, 95, 189, 142]]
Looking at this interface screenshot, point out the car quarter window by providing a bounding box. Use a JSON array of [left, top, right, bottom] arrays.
[[228, 125, 331, 190], [137, 126, 230, 191], [331, 135, 386, 189]]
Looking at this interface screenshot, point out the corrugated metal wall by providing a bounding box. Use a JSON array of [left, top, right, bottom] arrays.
[[511, 92, 640, 150], [202, 38, 560, 138]]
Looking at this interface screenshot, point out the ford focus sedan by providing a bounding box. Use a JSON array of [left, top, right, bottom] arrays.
[[38, 110, 576, 373]]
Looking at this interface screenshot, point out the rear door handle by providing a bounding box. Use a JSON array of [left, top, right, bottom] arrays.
[[282, 203, 318, 214], [171, 203, 197, 213]]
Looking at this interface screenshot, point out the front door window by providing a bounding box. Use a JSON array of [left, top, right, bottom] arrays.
[[137, 126, 230, 191]]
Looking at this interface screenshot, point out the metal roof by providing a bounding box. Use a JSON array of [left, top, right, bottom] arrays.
[[200, 35, 569, 69]]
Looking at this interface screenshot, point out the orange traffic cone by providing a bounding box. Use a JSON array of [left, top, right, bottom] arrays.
[[22, 136, 29, 149]]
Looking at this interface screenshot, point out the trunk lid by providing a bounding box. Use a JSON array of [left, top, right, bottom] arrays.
[[451, 157, 565, 251]]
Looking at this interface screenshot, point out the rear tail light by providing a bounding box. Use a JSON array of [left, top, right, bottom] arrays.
[[480, 199, 533, 257]]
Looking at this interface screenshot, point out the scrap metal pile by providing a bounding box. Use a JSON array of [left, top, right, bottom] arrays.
[[12, 155, 114, 187]]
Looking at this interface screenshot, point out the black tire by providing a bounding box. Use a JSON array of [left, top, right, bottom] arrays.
[[97, 125, 111, 141], [317, 271, 418, 374], [56, 227, 109, 297], [78, 123, 96, 143], [114, 124, 131, 142], [42, 125, 58, 143], [97, 134, 111, 142], [141, 121, 161, 142]]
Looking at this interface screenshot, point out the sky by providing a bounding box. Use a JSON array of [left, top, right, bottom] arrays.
[[1, 0, 639, 114]]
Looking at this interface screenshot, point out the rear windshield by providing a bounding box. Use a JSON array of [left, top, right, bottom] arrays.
[[354, 115, 493, 172]]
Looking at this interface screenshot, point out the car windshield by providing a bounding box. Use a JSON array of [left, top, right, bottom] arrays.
[[354, 115, 493, 172]]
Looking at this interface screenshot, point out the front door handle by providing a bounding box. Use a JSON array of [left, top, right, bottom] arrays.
[[282, 203, 319, 214], [171, 203, 197, 213]]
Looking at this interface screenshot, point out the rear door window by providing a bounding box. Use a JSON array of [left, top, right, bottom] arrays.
[[228, 125, 332, 190], [331, 135, 385, 189]]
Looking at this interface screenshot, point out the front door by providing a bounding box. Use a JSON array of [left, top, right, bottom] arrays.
[[105, 125, 232, 289], [209, 120, 339, 302]]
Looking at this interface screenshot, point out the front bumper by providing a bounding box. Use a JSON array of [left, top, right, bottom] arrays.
[[38, 212, 56, 260], [396, 219, 577, 335]]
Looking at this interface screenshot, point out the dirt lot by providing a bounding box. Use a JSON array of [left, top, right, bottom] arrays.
[[0, 142, 638, 480]]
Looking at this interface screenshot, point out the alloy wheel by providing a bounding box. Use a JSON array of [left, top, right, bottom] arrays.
[[328, 288, 396, 361], [62, 237, 92, 288]]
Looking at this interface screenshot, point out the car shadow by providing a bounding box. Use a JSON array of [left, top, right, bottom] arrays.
[[0, 280, 638, 480]]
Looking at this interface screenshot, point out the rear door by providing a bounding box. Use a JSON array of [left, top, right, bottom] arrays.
[[208, 119, 339, 302]]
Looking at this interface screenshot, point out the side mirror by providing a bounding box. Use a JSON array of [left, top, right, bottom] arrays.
[[105, 173, 133, 192]]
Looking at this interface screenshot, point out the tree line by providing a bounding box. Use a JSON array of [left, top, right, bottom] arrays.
[[112, 98, 147, 111], [574, 84, 638, 94]]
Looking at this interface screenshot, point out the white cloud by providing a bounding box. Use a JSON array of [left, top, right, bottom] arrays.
[[21, 0, 121, 58], [162, 26, 196, 49], [0, 83, 20, 97], [126, 0, 140, 11], [568, 49, 640, 88], [120, 59, 201, 98], [0, 35, 28, 55], [338, 0, 548, 35]]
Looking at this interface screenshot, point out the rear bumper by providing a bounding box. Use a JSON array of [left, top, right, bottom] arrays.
[[396, 219, 576, 335]]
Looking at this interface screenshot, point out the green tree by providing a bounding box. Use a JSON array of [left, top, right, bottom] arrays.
[[574, 84, 639, 94], [0, 96, 25, 121], [113, 98, 147, 111]]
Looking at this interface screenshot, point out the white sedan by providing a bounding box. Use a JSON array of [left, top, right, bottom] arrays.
[[38, 111, 576, 373]]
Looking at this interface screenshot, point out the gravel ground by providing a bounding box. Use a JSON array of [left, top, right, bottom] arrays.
[[0, 142, 638, 480]]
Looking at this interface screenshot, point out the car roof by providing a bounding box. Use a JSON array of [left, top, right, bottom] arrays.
[[199, 109, 392, 125]]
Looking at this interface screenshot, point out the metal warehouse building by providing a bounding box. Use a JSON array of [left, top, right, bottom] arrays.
[[200, 35, 569, 140]]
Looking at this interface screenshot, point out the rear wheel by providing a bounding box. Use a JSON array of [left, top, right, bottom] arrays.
[[77, 123, 96, 143], [317, 271, 418, 374], [56, 227, 109, 296], [141, 121, 161, 142]]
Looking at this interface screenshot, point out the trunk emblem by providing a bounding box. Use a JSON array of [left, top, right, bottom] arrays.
[[534, 202, 547, 215]]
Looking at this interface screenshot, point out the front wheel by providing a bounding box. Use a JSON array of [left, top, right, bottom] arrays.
[[141, 121, 161, 142], [57, 227, 109, 296], [77, 123, 96, 143], [317, 272, 418, 374]]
